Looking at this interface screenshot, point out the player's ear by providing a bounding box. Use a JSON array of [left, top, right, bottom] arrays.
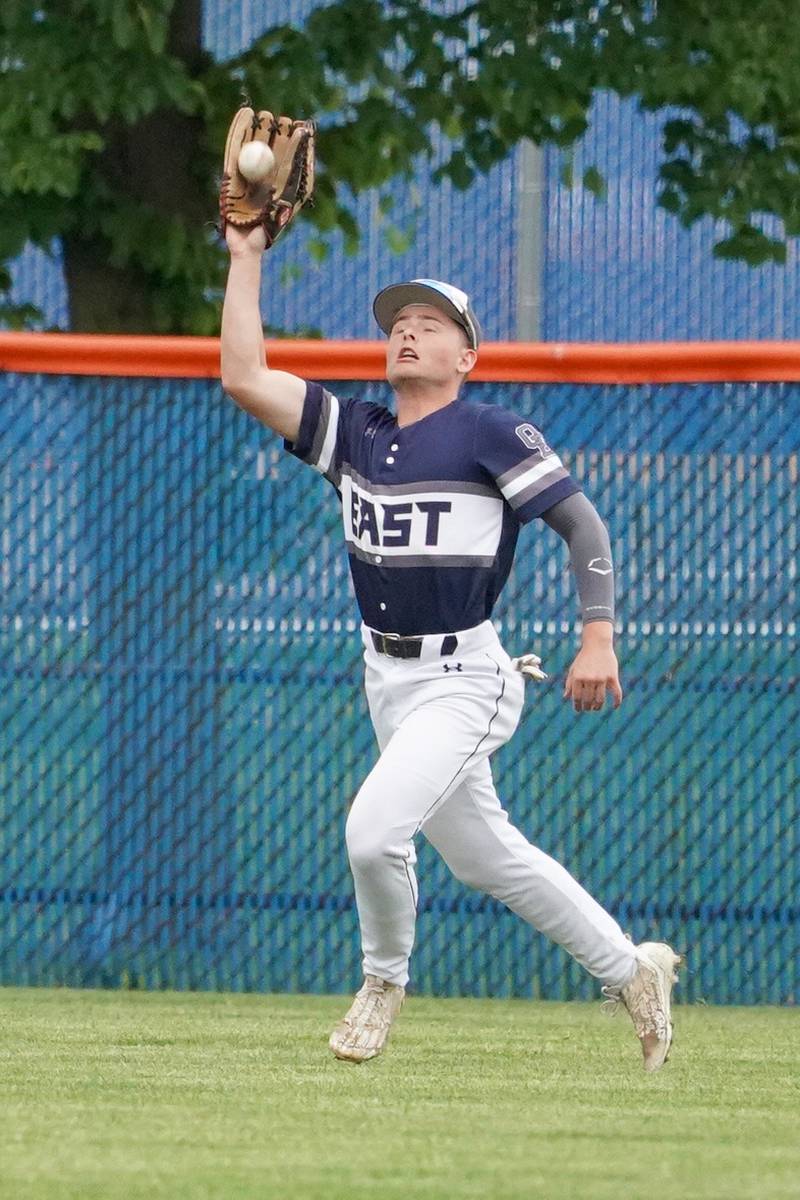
[[457, 347, 478, 376]]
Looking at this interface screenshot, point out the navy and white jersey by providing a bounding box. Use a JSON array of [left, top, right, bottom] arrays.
[[285, 382, 581, 635]]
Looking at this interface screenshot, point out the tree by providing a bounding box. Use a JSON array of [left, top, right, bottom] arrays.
[[2, 0, 799, 333]]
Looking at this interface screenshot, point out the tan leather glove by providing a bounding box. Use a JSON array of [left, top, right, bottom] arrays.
[[220, 105, 315, 246]]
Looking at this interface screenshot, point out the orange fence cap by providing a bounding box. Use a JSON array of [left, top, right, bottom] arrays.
[[2, 332, 800, 383]]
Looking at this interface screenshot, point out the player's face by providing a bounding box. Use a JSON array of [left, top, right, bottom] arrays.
[[386, 305, 475, 389]]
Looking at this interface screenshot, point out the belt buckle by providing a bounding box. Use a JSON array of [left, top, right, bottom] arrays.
[[382, 631, 403, 658]]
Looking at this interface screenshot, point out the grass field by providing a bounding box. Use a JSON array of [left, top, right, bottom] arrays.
[[1, 987, 798, 1200]]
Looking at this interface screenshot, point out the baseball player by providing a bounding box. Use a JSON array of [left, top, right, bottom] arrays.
[[220, 219, 681, 1070]]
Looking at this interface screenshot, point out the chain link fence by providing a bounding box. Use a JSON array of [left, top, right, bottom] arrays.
[[1, 370, 796, 1004]]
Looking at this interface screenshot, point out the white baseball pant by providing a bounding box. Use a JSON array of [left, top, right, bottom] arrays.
[[346, 620, 638, 990]]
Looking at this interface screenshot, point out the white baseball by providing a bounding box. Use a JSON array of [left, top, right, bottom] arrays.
[[238, 141, 275, 183]]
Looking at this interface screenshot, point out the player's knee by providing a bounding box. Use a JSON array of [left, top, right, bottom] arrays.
[[345, 810, 389, 875]]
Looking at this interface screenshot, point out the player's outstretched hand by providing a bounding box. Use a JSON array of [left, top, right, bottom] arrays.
[[563, 638, 623, 713]]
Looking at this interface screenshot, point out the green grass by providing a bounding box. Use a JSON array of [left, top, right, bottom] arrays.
[[1, 988, 798, 1200]]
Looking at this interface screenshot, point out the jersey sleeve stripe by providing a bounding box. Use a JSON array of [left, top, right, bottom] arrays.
[[500, 455, 564, 503], [311, 390, 340, 479], [514, 474, 581, 523], [496, 450, 554, 490], [306, 388, 330, 466], [509, 464, 569, 510]]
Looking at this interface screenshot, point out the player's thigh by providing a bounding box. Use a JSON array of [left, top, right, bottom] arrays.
[[363, 657, 395, 752], [422, 760, 527, 891], [348, 688, 518, 847]]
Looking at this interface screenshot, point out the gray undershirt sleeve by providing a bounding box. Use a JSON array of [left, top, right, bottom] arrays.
[[541, 492, 615, 624]]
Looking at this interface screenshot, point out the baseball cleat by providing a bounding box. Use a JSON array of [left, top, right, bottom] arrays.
[[329, 974, 405, 1062], [602, 941, 683, 1071]]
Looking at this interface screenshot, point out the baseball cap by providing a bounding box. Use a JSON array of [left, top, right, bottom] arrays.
[[373, 278, 482, 348]]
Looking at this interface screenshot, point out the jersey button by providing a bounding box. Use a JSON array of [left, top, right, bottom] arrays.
[[385, 456, 395, 464], [390, 443, 399, 452], [379, 602, 387, 611], [375, 555, 383, 563]]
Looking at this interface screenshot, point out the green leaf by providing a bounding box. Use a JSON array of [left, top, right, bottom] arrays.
[[383, 225, 414, 254], [338, 210, 361, 255], [662, 119, 696, 156], [307, 238, 331, 264], [110, 5, 134, 50], [713, 226, 786, 265], [136, 3, 168, 55], [280, 263, 303, 285], [0, 294, 42, 330], [443, 151, 474, 190], [582, 166, 606, 198], [441, 113, 462, 140]]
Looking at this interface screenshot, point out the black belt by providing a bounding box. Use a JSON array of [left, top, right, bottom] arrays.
[[371, 631, 459, 659]]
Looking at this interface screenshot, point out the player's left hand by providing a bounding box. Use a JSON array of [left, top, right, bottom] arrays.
[[220, 104, 315, 245], [563, 641, 623, 712]]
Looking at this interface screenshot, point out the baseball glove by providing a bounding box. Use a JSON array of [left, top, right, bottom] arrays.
[[220, 105, 315, 246]]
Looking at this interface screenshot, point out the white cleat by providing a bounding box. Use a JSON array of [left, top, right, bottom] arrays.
[[329, 974, 405, 1062], [602, 941, 683, 1071]]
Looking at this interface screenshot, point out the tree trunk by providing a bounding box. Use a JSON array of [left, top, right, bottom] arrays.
[[62, 238, 159, 332], [63, 0, 210, 333]]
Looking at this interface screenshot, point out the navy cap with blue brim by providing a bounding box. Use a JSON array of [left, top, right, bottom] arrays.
[[372, 278, 482, 349]]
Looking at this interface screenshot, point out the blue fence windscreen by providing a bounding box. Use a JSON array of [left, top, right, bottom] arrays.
[[0, 371, 797, 1004]]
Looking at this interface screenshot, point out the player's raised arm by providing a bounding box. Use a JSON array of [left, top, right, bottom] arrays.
[[218, 106, 315, 441], [220, 224, 305, 440]]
